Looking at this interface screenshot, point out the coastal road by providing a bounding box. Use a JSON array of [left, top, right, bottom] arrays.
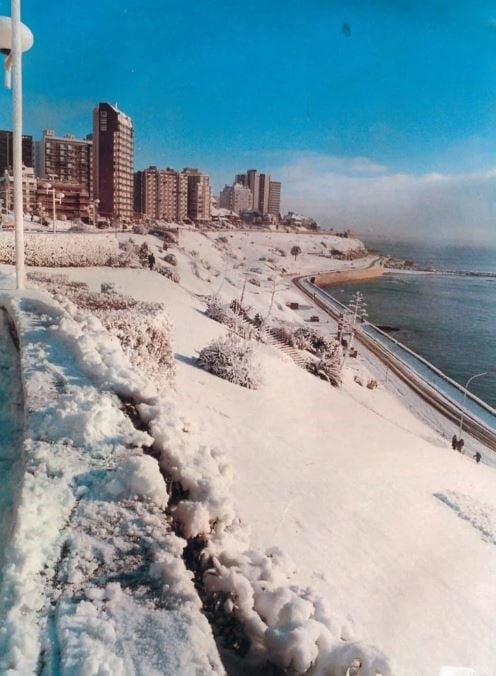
[[293, 275, 496, 453]]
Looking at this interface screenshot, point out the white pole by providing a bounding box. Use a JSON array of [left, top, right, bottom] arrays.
[[11, 0, 25, 289], [458, 371, 488, 437], [52, 189, 56, 233]]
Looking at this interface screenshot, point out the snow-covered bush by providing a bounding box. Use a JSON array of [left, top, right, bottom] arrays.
[[157, 265, 180, 284], [0, 233, 119, 267], [196, 335, 262, 389], [138, 242, 150, 266], [28, 274, 175, 380], [164, 253, 177, 266], [293, 327, 340, 357], [68, 223, 95, 233], [306, 356, 342, 387], [101, 282, 118, 295], [230, 299, 251, 321], [248, 277, 261, 287], [132, 224, 147, 234], [205, 295, 232, 324], [104, 238, 142, 268]]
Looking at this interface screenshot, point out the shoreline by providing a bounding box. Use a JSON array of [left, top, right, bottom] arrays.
[[313, 257, 385, 286], [292, 273, 496, 450]]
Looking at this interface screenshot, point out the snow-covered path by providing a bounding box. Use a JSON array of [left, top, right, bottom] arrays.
[[0, 307, 23, 572], [0, 275, 224, 675]]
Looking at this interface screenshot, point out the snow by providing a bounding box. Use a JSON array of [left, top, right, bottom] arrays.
[[0, 227, 495, 674], [0, 232, 119, 266], [0, 281, 223, 675]]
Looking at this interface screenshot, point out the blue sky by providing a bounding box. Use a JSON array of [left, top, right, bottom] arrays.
[[1, 0, 496, 239]]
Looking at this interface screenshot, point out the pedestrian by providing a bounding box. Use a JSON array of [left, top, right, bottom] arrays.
[[148, 252, 156, 270], [474, 452, 482, 464], [451, 434, 458, 450], [457, 437, 465, 454]]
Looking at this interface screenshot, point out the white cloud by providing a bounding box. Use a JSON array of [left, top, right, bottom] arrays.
[[276, 152, 496, 242]]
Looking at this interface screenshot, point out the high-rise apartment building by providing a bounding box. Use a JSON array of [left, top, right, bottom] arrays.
[[268, 180, 281, 216], [235, 169, 275, 214], [219, 182, 252, 213], [182, 168, 212, 221], [134, 166, 188, 222], [258, 172, 270, 215], [93, 103, 134, 221], [36, 129, 92, 195], [0, 129, 33, 175]]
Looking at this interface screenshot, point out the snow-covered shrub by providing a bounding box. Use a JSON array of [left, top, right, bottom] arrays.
[[230, 299, 251, 320], [68, 223, 95, 233], [107, 238, 142, 267], [138, 241, 150, 266], [205, 295, 232, 324], [196, 335, 262, 389], [367, 378, 378, 390], [293, 327, 339, 357], [29, 274, 175, 380], [248, 277, 261, 287], [292, 332, 312, 351], [307, 356, 342, 387], [0, 233, 119, 267], [28, 271, 89, 292], [101, 282, 117, 295], [253, 313, 264, 328], [164, 253, 177, 266], [157, 265, 180, 284], [132, 224, 147, 234]]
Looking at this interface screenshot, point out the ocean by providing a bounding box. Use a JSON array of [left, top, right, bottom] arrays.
[[324, 237, 496, 408]]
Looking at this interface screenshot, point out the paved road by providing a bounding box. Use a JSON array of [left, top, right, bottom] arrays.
[[293, 275, 496, 452]]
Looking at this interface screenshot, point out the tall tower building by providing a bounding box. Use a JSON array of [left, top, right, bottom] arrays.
[[36, 129, 92, 195], [235, 169, 273, 214], [268, 180, 281, 216], [258, 172, 271, 215], [93, 103, 134, 221], [0, 129, 33, 175], [182, 168, 212, 221]]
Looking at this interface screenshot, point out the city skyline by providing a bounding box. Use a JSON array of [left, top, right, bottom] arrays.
[[1, 1, 496, 239]]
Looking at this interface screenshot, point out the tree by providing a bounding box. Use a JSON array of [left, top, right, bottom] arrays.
[[290, 245, 302, 261]]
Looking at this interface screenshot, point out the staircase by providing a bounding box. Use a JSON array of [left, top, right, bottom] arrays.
[[227, 315, 308, 369]]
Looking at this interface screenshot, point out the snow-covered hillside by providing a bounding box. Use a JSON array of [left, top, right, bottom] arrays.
[[0, 229, 495, 675]]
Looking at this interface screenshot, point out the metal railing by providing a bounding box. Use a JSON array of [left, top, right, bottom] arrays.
[[301, 277, 496, 434]]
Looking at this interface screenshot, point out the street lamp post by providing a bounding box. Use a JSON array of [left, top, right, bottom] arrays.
[[91, 199, 100, 227], [39, 181, 64, 233], [458, 372, 488, 438], [0, 6, 34, 289]]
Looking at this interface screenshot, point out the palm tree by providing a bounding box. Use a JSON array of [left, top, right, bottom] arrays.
[[290, 245, 302, 261]]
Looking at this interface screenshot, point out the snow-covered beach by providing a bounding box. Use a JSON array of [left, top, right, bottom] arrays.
[[0, 228, 495, 675]]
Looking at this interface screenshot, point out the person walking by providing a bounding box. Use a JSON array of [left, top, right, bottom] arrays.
[[148, 252, 156, 270], [457, 438, 465, 454], [474, 451, 482, 464], [451, 434, 458, 450]]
